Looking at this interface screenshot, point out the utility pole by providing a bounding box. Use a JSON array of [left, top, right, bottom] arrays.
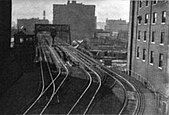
[[51, 29, 57, 45]]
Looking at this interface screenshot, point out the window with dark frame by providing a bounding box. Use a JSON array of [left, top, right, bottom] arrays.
[[152, 12, 157, 23], [138, 15, 142, 24], [153, 0, 157, 4], [162, 11, 166, 23], [144, 31, 147, 41], [145, 14, 148, 24], [139, 1, 142, 8], [152, 31, 155, 43], [150, 51, 154, 64], [159, 53, 164, 68], [137, 47, 140, 58], [146, 0, 149, 6], [143, 49, 146, 61], [138, 31, 141, 40], [160, 32, 165, 44]]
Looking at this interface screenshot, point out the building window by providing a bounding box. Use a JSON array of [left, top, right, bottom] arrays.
[[138, 31, 141, 40], [160, 32, 165, 44], [137, 47, 140, 58], [153, 0, 157, 4], [138, 15, 142, 24], [145, 14, 148, 24], [152, 31, 155, 43], [162, 11, 166, 23], [159, 53, 164, 68], [143, 49, 146, 61], [139, 1, 142, 8], [146, 0, 149, 6], [150, 51, 154, 64], [152, 12, 157, 24], [144, 31, 147, 41]]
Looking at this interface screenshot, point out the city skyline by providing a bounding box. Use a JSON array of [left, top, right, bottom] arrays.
[[12, 0, 130, 23]]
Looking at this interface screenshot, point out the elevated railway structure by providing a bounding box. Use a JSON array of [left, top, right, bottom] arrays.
[[19, 23, 154, 114]]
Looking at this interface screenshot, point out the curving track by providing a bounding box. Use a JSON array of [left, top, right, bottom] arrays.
[[40, 46, 69, 114], [61, 43, 145, 115], [23, 36, 145, 115], [61, 46, 102, 115], [62, 46, 128, 114], [23, 45, 59, 114], [23, 43, 69, 114]]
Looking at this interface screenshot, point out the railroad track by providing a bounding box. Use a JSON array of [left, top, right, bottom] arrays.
[[61, 44, 145, 115], [61, 46, 102, 115], [22, 42, 70, 114], [24, 42, 95, 114], [62, 46, 128, 114], [41, 46, 92, 114], [23, 38, 145, 114], [75, 48, 145, 115], [20, 44, 45, 113], [23, 44, 60, 114], [40, 46, 69, 114]]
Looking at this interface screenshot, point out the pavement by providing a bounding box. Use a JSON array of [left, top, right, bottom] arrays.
[[142, 88, 157, 115]]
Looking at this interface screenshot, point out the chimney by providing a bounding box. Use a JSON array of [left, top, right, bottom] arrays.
[[43, 10, 46, 20]]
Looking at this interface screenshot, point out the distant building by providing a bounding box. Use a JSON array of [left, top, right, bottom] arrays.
[[128, 1, 169, 115], [105, 18, 128, 33], [117, 30, 128, 42], [53, 0, 96, 41], [97, 22, 106, 29], [17, 18, 49, 34], [95, 29, 111, 38]]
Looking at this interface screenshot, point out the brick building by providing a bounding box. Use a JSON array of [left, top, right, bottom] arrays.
[[105, 18, 128, 35], [127, 1, 169, 114], [53, 0, 96, 41], [17, 18, 49, 34]]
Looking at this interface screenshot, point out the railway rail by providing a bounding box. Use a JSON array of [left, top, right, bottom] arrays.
[[40, 46, 69, 114], [61, 46, 129, 114], [61, 43, 145, 115], [23, 37, 145, 115], [58, 46, 101, 115], [23, 44, 61, 114], [23, 42, 70, 114]]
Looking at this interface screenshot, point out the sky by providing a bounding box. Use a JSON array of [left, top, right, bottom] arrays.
[[12, 0, 130, 23]]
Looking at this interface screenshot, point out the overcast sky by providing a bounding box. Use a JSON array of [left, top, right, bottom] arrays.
[[12, 0, 130, 23]]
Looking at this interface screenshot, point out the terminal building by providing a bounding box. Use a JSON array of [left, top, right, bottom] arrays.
[[128, 1, 169, 114], [53, 0, 96, 41]]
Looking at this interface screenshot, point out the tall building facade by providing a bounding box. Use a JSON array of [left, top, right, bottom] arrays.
[[17, 18, 49, 34], [128, 1, 169, 114], [53, 0, 96, 41]]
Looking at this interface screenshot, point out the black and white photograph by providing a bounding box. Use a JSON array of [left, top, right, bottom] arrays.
[[0, 0, 168, 114]]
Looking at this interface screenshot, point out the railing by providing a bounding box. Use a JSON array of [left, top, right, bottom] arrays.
[[110, 65, 156, 96], [125, 69, 156, 93]]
